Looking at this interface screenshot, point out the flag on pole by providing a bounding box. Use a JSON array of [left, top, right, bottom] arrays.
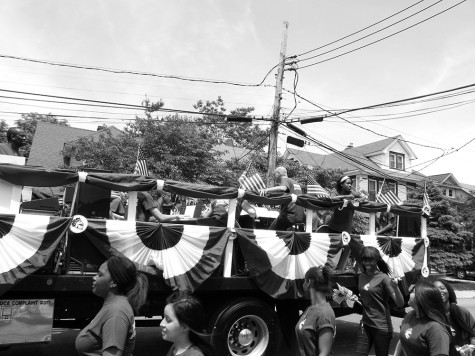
[[133, 145, 149, 176], [306, 175, 330, 198], [376, 182, 402, 205], [422, 184, 431, 216], [238, 166, 265, 192]]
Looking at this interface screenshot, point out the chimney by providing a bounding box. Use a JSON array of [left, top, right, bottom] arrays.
[[346, 142, 354, 149]]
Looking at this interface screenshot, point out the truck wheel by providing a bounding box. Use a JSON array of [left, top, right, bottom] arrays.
[[210, 298, 280, 356], [456, 269, 467, 279]]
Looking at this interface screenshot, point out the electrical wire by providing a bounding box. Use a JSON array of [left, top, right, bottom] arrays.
[[296, 0, 466, 69], [293, 0, 444, 63], [293, 0, 426, 57], [0, 53, 279, 88]]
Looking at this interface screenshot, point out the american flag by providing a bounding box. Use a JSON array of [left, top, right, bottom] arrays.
[[376, 183, 402, 205], [133, 145, 149, 176], [238, 166, 265, 192], [306, 175, 330, 198], [422, 191, 431, 216]]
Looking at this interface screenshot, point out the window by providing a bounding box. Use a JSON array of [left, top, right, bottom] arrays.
[[448, 189, 453, 197], [368, 179, 377, 201], [368, 179, 397, 201], [389, 152, 405, 170]]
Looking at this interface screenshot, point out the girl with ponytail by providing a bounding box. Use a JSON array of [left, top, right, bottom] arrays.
[[76, 255, 149, 356], [295, 266, 336, 356]]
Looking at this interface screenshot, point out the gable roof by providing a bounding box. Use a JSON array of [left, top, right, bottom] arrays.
[[28, 122, 94, 169], [428, 173, 461, 187], [284, 136, 424, 183], [28, 122, 124, 169]]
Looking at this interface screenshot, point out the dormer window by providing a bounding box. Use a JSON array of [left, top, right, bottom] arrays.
[[389, 152, 405, 170]]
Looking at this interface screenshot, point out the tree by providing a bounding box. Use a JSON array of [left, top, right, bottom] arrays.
[[193, 97, 269, 152], [407, 182, 474, 272], [0, 120, 8, 143], [16, 113, 69, 158], [72, 128, 138, 173]]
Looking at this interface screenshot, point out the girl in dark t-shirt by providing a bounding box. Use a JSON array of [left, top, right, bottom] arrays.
[[355, 246, 404, 356], [295, 266, 336, 356]]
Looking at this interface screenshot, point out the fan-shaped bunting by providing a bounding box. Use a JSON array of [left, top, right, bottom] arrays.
[[0, 214, 71, 296], [236, 229, 342, 298], [82, 220, 231, 292], [349, 234, 425, 280]]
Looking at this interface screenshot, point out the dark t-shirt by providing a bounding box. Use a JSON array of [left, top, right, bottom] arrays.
[[136, 191, 156, 222], [399, 310, 450, 356], [449, 304, 475, 356], [75, 296, 135, 356], [165, 345, 204, 356], [295, 303, 336, 356], [0, 143, 22, 156], [278, 177, 304, 223], [358, 272, 395, 332]]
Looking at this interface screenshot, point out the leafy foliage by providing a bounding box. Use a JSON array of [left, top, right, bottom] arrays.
[[407, 181, 474, 272]]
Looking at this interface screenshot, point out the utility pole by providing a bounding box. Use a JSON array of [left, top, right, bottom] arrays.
[[267, 21, 288, 187]]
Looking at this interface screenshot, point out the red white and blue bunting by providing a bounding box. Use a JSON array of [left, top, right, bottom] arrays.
[[0, 214, 70, 296], [236, 229, 342, 299], [82, 220, 231, 292]]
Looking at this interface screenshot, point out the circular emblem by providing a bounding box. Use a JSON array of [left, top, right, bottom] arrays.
[[421, 266, 430, 278], [341, 231, 351, 245], [70, 215, 88, 233]]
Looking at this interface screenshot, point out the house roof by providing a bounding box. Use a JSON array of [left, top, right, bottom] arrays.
[[28, 122, 123, 169], [428, 173, 461, 187], [28, 122, 94, 168], [284, 136, 425, 183]]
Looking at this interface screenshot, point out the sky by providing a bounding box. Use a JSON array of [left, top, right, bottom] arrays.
[[0, 0, 474, 184]]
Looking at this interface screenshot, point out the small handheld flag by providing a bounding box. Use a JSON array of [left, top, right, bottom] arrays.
[[133, 145, 149, 176], [306, 175, 330, 198], [238, 166, 265, 192]]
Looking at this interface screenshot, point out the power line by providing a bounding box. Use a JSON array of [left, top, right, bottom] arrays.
[[0, 88, 273, 121], [295, 0, 466, 69], [293, 0, 426, 57], [0, 53, 279, 88], [293, 0, 443, 63]]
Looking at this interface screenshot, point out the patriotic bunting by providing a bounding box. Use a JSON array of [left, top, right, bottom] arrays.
[[348, 234, 425, 287], [422, 185, 431, 217], [236, 229, 343, 298], [82, 219, 230, 292], [0, 214, 71, 296]]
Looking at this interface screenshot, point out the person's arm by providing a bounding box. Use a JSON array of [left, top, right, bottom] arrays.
[[149, 207, 183, 222], [376, 222, 395, 235], [393, 340, 403, 356], [259, 185, 289, 195], [388, 278, 405, 308], [317, 327, 334, 356], [241, 200, 257, 219]]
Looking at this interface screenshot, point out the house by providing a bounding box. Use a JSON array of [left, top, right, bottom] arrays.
[[284, 135, 427, 202], [28, 122, 123, 169], [429, 173, 475, 203]]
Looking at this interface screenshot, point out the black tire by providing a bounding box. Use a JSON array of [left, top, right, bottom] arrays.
[[210, 298, 281, 356], [456, 268, 467, 279]]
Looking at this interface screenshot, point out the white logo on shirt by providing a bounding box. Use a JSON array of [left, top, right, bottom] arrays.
[[363, 283, 370, 291], [404, 328, 412, 339]]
